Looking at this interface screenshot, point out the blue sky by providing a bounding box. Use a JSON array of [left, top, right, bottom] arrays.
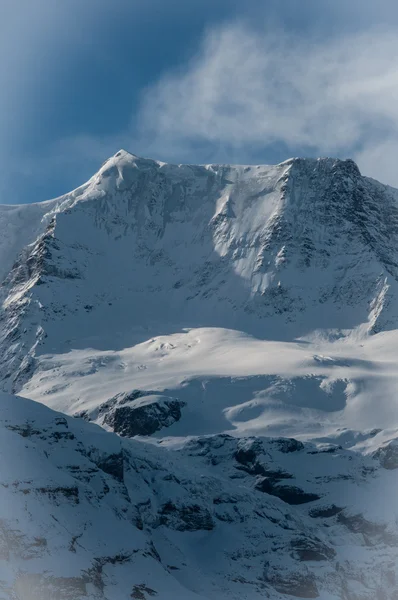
[[3, 0, 398, 203]]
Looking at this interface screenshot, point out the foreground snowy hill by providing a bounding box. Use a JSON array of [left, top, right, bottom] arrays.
[[1, 391, 398, 599], [1, 150, 398, 597]]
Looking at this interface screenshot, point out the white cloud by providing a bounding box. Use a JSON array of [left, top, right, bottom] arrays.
[[138, 23, 398, 184], [355, 139, 398, 187], [7, 15, 398, 201]]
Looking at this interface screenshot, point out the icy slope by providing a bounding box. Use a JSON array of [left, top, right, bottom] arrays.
[[1, 391, 398, 600]]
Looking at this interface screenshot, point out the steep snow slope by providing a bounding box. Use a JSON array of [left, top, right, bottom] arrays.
[[1, 391, 398, 600]]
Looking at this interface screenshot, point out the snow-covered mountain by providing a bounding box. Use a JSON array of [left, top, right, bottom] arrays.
[[2, 150, 398, 598]]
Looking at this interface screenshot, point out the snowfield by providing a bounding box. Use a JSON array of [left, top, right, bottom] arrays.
[[19, 326, 398, 448], [1, 150, 398, 597]]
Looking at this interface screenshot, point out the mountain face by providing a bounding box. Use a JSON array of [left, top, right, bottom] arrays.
[[1, 150, 398, 598], [2, 150, 398, 390]]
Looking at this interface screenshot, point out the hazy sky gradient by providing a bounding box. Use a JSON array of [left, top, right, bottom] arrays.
[[2, 0, 398, 203]]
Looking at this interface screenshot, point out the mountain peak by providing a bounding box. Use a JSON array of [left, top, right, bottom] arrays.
[[105, 150, 361, 174], [283, 155, 361, 176]]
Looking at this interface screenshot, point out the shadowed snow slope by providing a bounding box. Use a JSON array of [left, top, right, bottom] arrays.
[[2, 151, 398, 597], [0, 391, 398, 599]]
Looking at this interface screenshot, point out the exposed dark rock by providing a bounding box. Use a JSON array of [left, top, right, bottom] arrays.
[[234, 447, 292, 480], [159, 502, 214, 531], [7, 227, 82, 287], [6, 423, 41, 438], [131, 584, 158, 598], [95, 451, 124, 483], [271, 438, 305, 453], [50, 431, 75, 441], [290, 537, 336, 561], [37, 486, 80, 505], [309, 505, 344, 518], [266, 570, 319, 598], [234, 446, 257, 466], [234, 440, 319, 505], [97, 390, 147, 416], [103, 393, 185, 437], [256, 479, 320, 505]]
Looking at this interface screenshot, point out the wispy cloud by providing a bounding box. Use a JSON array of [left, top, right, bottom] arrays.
[[137, 22, 398, 184], [5, 12, 398, 202]]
